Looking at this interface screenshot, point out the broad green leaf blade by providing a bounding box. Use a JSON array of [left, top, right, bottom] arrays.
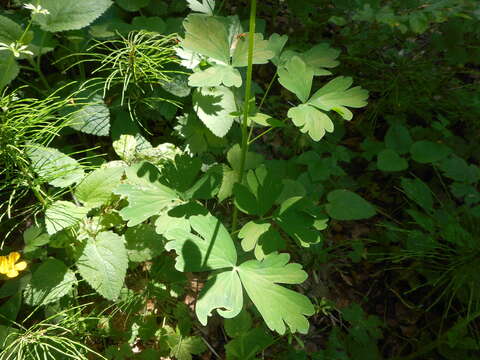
[[77, 231, 128, 300], [164, 213, 237, 271], [27, 145, 84, 187], [410, 140, 451, 164], [75, 166, 124, 208], [23, 225, 50, 248], [309, 76, 368, 120], [275, 209, 323, 247], [278, 56, 313, 103], [325, 189, 376, 220], [188, 64, 242, 88], [67, 94, 110, 136], [116, 0, 149, 12], [192, 86, 237, 138], [227, 144, 264, 172], [385, 123, 412, 155], [439, 155, 480, 184], [113, 163, 180, 226], [224, 310, 252, 337], [0, 15, 23, 44], [34, 0, 113, 32], [217, 165, 237, 202], [237, 253, 314, 334], [181, 14, 230, 63], [196, 270, 243, 325], [301, 43, 340, 75], [233, 165, 283, 216], [287, 104, 333, 141], [165, 327, 207, 360], [268, 33, 288, 65], [0, 53, 19, 90], [376, 149, 408, 172], [125, 224, 164, 262], [112, 135, 137, 162], [238, 220, 285, 260], [400, 178, 433, 212], [187, 0, 215, 15], [45, 201, 90, 235], [24, 258, 76, 306], [231, 33, 275, 67], [225, 327, 274, 360]]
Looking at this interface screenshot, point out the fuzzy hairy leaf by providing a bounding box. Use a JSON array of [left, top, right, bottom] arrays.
[[45, 201, 89, 235], [67, 94, 110, 136], [113, 162, 180, 226], [33, 0, 113, 32], [77, 231, 128, 300], [24, 259, 76, 306], [0, 15, 23, 44], [27, 145, 84, 187], [75, 166, 124, 208], [193, 86, 237, 138], [0, 53, 19, 90], [181, 14, 230, 63]]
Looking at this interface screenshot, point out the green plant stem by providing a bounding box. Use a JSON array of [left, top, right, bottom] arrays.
[[258, 71, 277, 111], [231, 0, 256, 234]]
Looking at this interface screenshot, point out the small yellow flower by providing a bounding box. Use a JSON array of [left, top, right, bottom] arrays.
[[0, 252, 27, 278]]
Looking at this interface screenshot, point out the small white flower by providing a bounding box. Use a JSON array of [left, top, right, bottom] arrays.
[[0, 42, 33, 58], [23, 3, 50, 15]]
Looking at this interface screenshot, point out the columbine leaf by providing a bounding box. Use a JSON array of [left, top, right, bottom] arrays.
[[233, 165, 283, 217], [27, 145, 84, 187], [75, 166, 124, 208], [192, 86, 237, 138], [164, 213, 237, 271], [299, 43, 340, 75], [113, 162, 180, 227], [77, 231, 128, 300], [231, 33, 275, 67], [237, 253, 314, 334], [34, 0, 113, 32], [308, 76, 369, 120], [164, 326, 207, 360], [188, 64, 242, 88], [278, 56, 313, 103], [287, 104, 333, 141], [24, 258, 76, 306], [45, 201, 90, 235], [268, 33, 288, 65], [196, 270, 243, 325], [181, 14, 230, 64], [325, 189, 376, 220], [238, 220, 285, 260], [187, 0, 215, 15]]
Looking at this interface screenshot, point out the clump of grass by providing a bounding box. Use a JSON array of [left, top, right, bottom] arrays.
[[76, 31, 183, 107], [0, 304, 105, 360], [0, 87, 74, 229]]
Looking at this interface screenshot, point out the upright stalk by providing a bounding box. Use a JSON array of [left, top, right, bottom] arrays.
[[231, 0, 257, 234]]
